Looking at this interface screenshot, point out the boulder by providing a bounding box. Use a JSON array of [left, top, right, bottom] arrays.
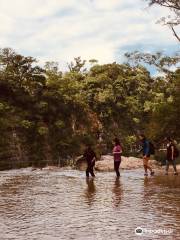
[[74, 155, 87, 171], [95, 155, 160, 171]]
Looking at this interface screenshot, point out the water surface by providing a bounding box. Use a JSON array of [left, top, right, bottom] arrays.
[[0, 168, 179, 239]]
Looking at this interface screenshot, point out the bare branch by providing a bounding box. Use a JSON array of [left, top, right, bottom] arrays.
[[171, 26, 180, 41], [146, 0, 180, 42]]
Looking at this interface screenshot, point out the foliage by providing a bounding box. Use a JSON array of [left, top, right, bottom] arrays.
[[0, 48, 179, 168]]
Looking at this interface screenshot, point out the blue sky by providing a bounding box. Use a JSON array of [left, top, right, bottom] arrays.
[[0, 0, 179, 70]]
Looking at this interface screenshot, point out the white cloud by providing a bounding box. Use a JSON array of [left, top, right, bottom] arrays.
[[0, 0, 76, 19], [90, 0, 122, 10], [0, 0, 179, 68]]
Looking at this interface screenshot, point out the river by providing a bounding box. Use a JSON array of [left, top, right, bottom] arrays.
[[0, 168, 179, 240]]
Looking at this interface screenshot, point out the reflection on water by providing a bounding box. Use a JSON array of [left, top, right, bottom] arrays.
[[112, 178, 123, 208], [84, 178, 96, 206], [143, 175, 180, 236], [0, 169, 179, 240]]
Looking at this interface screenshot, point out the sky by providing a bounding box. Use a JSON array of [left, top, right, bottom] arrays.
[[0, 0, 179, 69]]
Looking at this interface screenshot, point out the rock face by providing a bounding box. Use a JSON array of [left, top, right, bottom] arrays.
[[75, 155, 159, 171], [75, 155, 86, 171], [95, 155, 160, 171]]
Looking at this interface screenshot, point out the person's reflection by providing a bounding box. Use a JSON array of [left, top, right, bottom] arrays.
[[144, 176, 150, 187], [84, 178, 96, 206], [143, 177, 153, 201], [112, 178, 123, 208]]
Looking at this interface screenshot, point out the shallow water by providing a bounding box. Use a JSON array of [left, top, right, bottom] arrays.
[[0, 168, 179, 240]]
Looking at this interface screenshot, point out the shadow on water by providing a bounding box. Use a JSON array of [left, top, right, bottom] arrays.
[[0, 175, 31, 193], [0, 174, 37, 224]]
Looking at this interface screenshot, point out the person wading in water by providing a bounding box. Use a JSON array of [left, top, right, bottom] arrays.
[[113, 138, 122, 177], [165, 137, 178, 175], [83, 145, 97, 177], [139, 134, 155, 177]]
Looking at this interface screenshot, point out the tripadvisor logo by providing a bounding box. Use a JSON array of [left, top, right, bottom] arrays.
[[135, 227, 143, 235]]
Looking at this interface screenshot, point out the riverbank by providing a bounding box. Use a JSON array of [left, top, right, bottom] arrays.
[[95, 155, 160, 171], [76, 155, 160, 171], [75, 155, 180, 174], [2, 154, 179, 173]]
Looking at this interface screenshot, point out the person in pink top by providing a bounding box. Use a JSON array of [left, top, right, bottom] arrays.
[[113, 138, 122, 177]]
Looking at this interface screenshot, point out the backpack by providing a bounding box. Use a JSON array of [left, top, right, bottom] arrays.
[[174, 146, 179, 158], [149, 142, 155, 155]]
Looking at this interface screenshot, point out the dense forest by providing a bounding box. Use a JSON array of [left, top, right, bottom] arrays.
[[0, 47, 179, 169], [0, 0, 179, 170]]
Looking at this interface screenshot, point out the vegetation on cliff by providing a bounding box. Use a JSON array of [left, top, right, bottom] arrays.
[[0, 48, 179, 169]]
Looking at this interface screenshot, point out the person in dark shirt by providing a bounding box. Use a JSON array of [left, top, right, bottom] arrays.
[[83, 145, 97, 177], [139, 134, 154, 176], [165, 137, 178, 175]]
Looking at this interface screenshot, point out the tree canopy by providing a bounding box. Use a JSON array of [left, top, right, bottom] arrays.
[[0, 48, 179, 169]]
